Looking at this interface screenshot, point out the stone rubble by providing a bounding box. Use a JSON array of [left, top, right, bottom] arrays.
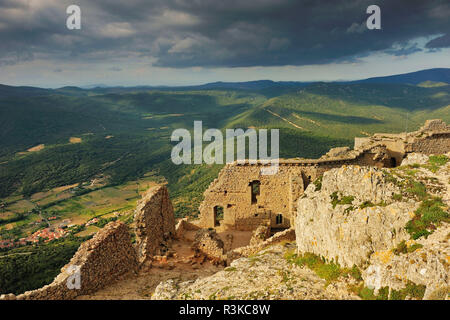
[[152, 244, 359, 300]]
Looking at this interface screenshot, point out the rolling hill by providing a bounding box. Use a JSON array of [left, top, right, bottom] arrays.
[[0, 68, 449, 218]]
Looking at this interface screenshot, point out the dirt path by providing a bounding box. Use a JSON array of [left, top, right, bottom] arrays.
[[265, 109, 306, 130]]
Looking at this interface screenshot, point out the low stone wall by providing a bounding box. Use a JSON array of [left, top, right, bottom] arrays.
[[192, 229, 227, 265], [228, 228, 295, 261], [249, 225, 271, 246], [175, 217, 200, 240], [134, 185, 176, 263], [0, 221, 137, 300]]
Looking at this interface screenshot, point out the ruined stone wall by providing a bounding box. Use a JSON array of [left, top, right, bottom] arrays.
[[0, 221, 137, 300], [175, 217, 200, 240], [198, 164, 323, 231], [354, 119, 450, 162], [228, 228, 296, 262], [134, 185, 176, 263], [406, 133, 450, 155], [198, 145, 392, 231], [192, 229, 227, 264]]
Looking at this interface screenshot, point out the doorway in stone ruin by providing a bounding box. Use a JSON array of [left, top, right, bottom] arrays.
[[249, 180, 260, 204], [271, 213, 288, 235], [214, 205, 224, 227], [390, 157, 397, 167]]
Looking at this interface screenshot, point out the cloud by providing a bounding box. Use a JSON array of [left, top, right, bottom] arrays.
[[346, 22, 366, 34], [426, 34, 450, 49], [0, 0, 448, 69], [385, 43, 422, 56]]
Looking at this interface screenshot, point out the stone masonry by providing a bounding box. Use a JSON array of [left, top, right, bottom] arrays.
[[0, 221, 137, 300], [134, 185, 176, 263], [198, 120, 450, 232]]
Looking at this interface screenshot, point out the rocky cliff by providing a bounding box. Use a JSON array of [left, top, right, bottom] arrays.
[[295, 165, 416, 268], [295, 153, 449, 299]]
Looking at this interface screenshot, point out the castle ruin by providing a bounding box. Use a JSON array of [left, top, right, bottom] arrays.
[[197, 119, 450, 232]]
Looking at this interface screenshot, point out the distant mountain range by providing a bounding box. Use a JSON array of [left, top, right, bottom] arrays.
[[0, 68, 448, 97], [353, 68, 450, 85]]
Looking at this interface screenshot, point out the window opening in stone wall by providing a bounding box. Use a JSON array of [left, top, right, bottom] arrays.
[[250, 180, 260, 204], [276, 214, 283, 225], [214, 205, 224, 226]]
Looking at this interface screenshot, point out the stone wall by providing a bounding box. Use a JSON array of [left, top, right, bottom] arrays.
[[175, 217, 200, 240], [191, 229, 227, 264], [198, 144, 393, 231], [228, 228, 296, 261], [355, 119, 450, 162], [406, 133, 450, 155], [249, 225, 271, 246], [134, 185, 176, 263], [0, 221, 137, 300], [198, 120, 449, 232]]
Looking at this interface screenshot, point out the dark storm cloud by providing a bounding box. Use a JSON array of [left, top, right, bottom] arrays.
[[0, 0, 448, 68], [426, 34, 450, 49]]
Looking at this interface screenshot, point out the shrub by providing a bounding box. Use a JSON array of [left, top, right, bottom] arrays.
[[313, 175, 323, 191], [393, 240, 408, 255]]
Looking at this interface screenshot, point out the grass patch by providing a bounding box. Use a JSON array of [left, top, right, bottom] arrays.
[[392, 193, 403, 201], [405, 181, 428, 200], [392, 240, 422, 255], [330, 192, 354, 209], [389, 281, 426, 300], [224, 267, 237, 272], [284, 250, 362, 284], [313, 175, 323, 191], [406, 197, 449, 240], [424, 155, 448, 173], [351, 281, 425, 300]]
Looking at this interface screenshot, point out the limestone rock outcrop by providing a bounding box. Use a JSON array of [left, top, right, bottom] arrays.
[[152, 244, 359, 300], [363, 224, 449, 299], [294, 165, 417, 268], [134, 185, 176, 263], [401, 153, 429, 166]]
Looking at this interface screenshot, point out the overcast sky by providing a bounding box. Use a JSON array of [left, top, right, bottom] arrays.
[[0, 0, 449, 87]]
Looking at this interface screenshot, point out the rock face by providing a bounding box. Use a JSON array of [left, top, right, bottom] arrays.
[[401, 153, 429, 166], [134, 185, 176, 263], [363, 224, 449, 300], [0, 221, 137, 300], [295, 165, 417, 268], [152, 244, 359, 300]]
